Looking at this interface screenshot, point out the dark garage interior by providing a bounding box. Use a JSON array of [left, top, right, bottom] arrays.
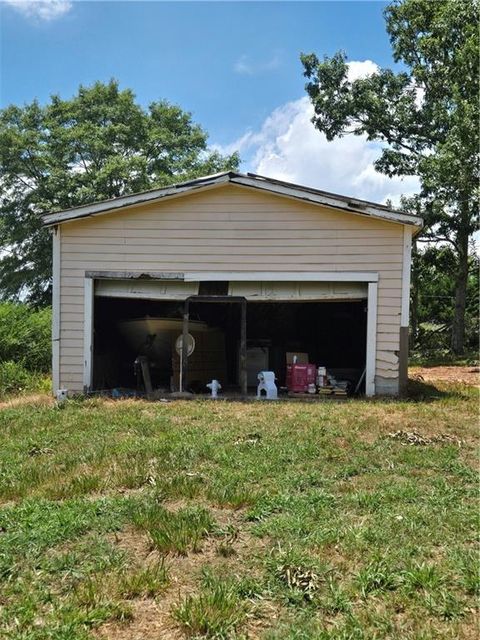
[[92, 295, 367, 396]]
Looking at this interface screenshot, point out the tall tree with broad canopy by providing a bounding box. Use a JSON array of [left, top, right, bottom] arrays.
[[301, 0, 479, 355], [0, 80, 239, 305]]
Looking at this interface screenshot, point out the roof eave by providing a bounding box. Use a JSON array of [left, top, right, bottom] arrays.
[[42, 171, 423, 229], [230, 175, 423, 228], [42, 173, 232, 226]]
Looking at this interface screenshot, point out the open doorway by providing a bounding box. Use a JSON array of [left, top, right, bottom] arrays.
[[92, 296, 244, 393], [245, 300, 367, 392], [92, 294, 367, 396]]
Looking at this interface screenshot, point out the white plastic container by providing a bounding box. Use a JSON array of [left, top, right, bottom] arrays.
[[56, 389, 68, 403], [257, 371, 278, 400], [317, 366, 326, 387]]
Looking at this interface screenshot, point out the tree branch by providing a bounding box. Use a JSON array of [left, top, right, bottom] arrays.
[[417, 236, 459, 251]]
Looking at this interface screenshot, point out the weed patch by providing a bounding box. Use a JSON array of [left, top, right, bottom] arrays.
[[117, 560, 170, 599], [130, 502, 215, 555], [172, 576, 249, 638]]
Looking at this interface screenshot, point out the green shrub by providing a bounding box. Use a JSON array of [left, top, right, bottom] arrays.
[[0, 302, 51, 372], [0, 361, 49, 397]]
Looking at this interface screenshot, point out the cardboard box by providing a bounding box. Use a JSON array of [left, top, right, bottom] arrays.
[[286, 352, 309, 365], [286, 363, 317, 393]]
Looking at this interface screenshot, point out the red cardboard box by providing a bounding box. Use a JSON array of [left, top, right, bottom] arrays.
[[286, 364, 317, 393]]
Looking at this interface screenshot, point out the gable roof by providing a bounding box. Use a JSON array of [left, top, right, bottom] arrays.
[[41, 171, 423, 230]]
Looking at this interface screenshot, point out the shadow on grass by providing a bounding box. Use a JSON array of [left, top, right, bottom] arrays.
[[406, 378, 472, 402]]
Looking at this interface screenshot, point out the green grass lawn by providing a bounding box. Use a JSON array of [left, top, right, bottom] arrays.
[[0, 379, 478, 639]]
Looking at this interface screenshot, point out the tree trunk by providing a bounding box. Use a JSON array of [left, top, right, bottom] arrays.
[[451, 227, 469, 355]]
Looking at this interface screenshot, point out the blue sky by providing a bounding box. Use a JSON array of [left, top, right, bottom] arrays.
[[0, 1, 420, 202]]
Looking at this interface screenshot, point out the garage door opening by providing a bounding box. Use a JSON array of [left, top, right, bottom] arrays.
[[93, 297, 187, 391], [92, 292, 367, 396], [245, 301, 367, 392], [92, 296, 245, 393]]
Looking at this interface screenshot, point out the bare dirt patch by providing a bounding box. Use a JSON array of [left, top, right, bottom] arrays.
[[457, 610, 480, 640], [410, 365, 480, 386], [94, 597, 184, 640]]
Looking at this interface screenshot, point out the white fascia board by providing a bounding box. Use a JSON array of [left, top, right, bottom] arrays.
[[42, 175, 231, 226], [230, 176, 423, 228], [184, 271, 379, 282]]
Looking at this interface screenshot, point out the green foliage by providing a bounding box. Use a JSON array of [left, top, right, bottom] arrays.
[[411, 245, 479, 356], [73, 575, 134, 624], [0, 80, 239, 305], [0, 360, 33, 396], [0, 361, 49, 397], [301, 0, 479, 354], [0, 302, 51, 371], [0, 302, 51, 396]]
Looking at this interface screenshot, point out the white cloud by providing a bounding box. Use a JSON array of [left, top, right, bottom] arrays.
[[346, 59, 379, 81], [234, 53, 281, 76], [216, 61, 420, 207], [3, 0, 72, 21], [414, 84, 425, 108]]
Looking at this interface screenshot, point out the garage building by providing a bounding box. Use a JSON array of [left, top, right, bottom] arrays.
[[43, 172, 423, 398]]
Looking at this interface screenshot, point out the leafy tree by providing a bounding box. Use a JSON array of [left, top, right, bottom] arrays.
[[411, 245, 479, 357], [301, 0, 479, 354], [0, 80, 239, 305]]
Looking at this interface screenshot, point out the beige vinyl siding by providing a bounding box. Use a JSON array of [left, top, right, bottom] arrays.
[[58, 184, 404, 391]]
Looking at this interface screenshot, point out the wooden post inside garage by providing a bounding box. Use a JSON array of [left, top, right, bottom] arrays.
[[181, 295, 247, 396]]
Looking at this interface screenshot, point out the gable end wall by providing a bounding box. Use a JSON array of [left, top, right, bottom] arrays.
[[57, 184, 406, 394]]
